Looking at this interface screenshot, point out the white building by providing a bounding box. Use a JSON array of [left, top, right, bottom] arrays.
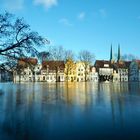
[[41, 61, 65, 82], [94, 60, 114, 82], [115, 61, 130, 82], [14, 59, 65, 82], [89, 66, 98, 82]]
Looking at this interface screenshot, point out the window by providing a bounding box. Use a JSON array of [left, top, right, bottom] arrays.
[[43, 76, 45, 81]]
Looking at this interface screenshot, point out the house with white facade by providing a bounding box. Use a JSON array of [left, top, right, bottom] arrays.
[[14, 59, 65, 82], [41, 61, 65, 82], [94, 60, 114, 82], [13, 58, 39, 82], [113, 61, 130, 82], [89, 66, 98, 82]]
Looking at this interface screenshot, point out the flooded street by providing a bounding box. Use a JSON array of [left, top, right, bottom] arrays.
[[0, 82, 140, 140]]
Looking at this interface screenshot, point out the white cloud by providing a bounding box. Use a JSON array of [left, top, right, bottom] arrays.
[[59, 18, 73, 27], [78, 12, 86, 20], [3, 0, 24, 11], [34, 0, 58, 9], [99, 9, 107, 18]]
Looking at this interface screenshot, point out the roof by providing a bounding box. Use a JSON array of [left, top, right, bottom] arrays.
[[94, 60, 131, 72], [134, 60, 140, 68], [42, 61, 65, 71], [18, 58, 38, 68], [135, 60, 140, 64], [94, 60, 114, 68], [114, 61, 131, 69]]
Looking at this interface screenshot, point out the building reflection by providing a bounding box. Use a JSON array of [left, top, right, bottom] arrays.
[[0, 82, 140, 139]]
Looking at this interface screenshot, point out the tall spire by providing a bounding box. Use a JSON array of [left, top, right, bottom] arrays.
[[117, 44, 121, 62], [110, 44, 113, 62]]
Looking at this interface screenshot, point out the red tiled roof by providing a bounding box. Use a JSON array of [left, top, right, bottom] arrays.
[[18, 58, 38, 67], [42, 61, 65, 71]]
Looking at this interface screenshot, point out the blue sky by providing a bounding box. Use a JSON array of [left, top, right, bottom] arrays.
[[0, 0, 140, 60]]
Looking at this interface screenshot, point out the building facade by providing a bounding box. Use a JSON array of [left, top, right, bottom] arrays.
[[129, 60, 140, 82], [13, 46, 140, 83]]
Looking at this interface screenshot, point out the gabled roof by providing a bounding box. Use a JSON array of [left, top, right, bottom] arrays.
[[94, 60, 131, 71], [94, 60, 114, 68], [18, 58, 38, 68], [42, 61, 65, 71]]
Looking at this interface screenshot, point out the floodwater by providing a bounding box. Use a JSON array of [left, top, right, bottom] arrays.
[[0, 82, 140, 140]]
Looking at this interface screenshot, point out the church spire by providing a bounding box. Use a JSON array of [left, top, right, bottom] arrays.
[[117, 44, 121, 62], [110, 44, 113, 62]]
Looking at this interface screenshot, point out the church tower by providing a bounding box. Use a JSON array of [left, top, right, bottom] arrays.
[[117, 44, 121, 63], [110, 44, 113, 63]]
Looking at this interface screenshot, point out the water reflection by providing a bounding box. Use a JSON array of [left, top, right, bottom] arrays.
[[0, 82, 140, 140]]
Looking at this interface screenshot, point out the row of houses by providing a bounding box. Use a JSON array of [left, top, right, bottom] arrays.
[[2, 46, 140, 83], [13, 59, 140, 83], [13, 58, 99, 82], [95, 46, 140, 82]]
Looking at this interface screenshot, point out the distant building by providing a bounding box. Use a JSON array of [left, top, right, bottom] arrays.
[[94, 60, 114, 82], [42, 61, 65, 82], [76, 62, 90, 82], [0, 68, 13, 82], [13, 58, 38, 82], [94, 45, 131, 82], [89, 66, 98, 82], [113, 46, 130, 82], [113, 61, 130, 82], [14, 59, 65, 82], [65, 59, 76, 82], [129, 60, 140, 82]]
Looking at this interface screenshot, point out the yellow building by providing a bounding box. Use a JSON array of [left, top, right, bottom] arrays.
[[65, 59, 76, 82]]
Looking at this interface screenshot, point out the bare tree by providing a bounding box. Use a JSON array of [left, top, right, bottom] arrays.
[[0, 12, 48, 70], [78, 50, 95, 82], [47, 46, 75, 61], [64, 50, 75, 61], [47, 46, 65, 61]]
